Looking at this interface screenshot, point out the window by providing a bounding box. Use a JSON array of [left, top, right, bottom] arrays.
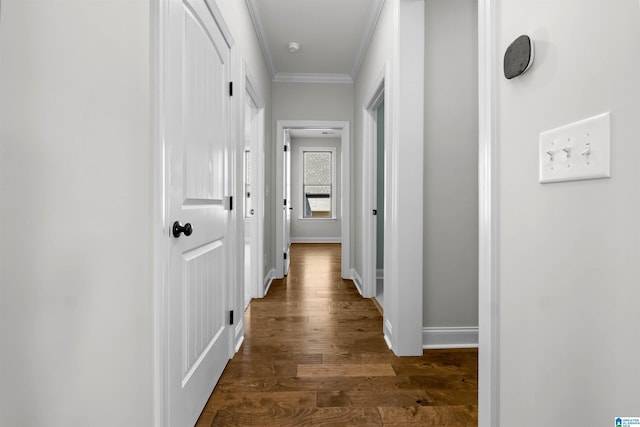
[[301, 148, 336, 219]]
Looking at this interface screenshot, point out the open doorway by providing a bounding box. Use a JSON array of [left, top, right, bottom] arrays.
[[362, 76, 386, 301], [275, 120, 351, 280], [242, 68, 265, 307]]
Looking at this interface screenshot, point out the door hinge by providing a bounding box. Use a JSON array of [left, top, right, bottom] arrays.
[[373, 209, 377, 215], [283, 252, 287, 260], [229, 81, 233, 96], [283, 198, 287, 206], [229, 310, 234, 325], [284, 145, 288, 152], [224, 196, 233, 210]]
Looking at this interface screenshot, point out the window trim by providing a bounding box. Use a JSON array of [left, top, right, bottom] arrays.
[[298, 146, 337, 220]]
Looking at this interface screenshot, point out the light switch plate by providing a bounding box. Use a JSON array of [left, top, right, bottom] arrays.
[[539, 112, 610, 184]]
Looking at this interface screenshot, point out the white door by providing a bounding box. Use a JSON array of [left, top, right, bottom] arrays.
[[166, 1, 231, 425], [283, 132, 292, 275], [243, 147, 253, 308]]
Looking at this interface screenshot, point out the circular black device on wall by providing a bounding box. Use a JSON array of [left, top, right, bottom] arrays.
[[504, 35, 534, 79]]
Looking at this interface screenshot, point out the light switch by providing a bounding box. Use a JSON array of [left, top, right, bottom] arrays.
[[539, 112, 610, 183]]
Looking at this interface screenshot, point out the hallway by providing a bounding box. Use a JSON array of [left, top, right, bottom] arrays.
[[196, 244, 478, 426]]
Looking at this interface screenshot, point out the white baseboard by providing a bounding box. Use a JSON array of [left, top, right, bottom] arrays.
[[422, 327, 479, 349], [234, 321, 244, 353], [290, 237, 341, 243], [384, 320, 393, 350], [263, 268, 276, 295], [350, 268, 364, 296]]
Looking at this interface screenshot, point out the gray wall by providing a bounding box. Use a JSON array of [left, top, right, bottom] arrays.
[[272, 82, 354, 122], [290, 137, 342, 241], [423, 0, 478, 327], [496, 0, 640, 424]]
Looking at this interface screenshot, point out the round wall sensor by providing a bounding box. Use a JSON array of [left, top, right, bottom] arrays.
[[288, 42, 301, 53], [504, 35, 534, 79]]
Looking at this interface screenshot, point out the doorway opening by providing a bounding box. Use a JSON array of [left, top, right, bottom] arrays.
[[275, 120, 351, 280], [362, 76, 385, 301], [242, 68, 265, 307]]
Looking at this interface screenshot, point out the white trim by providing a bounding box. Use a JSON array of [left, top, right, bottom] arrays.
[[273, 73, 353, 84], [350, 268, 364, 296], [275, 120, 351, 279], [384, 319, 393, 350], [478, 0, 499, 426], [244, 0, 276, 79], [263, 268, 276, 295], [234, 322, 245, 353], [152, 1, 166, 426], [291, 237, 341, 244], [384, 0, 424, 356], [362, 66, 386, 300], [422, 327, 479, 349], [351, 0, 386, 80]]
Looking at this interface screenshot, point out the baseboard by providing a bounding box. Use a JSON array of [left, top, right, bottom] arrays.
[[351, 268, 364, 296], [234, 321, 244, 353], [384, 320, 393, 350], [290, 237, 341, 243], [263, 268, 276, 295], [422, 327, 479, 349]]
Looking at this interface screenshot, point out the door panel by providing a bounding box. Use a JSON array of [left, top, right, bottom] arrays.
[[166, 0, 231, 425]]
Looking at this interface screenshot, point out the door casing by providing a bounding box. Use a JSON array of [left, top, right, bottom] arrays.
[[275, 120, 351, 279]]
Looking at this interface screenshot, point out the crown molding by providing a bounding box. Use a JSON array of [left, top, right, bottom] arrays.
[[245, 0, 276, 79], [351, 0, 385, 79], [273, 73, 353, 84]]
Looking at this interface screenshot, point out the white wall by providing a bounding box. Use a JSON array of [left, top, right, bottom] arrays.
[[290, 137, 341, 241], [496, 0, 640, 424], [0, 1, 153, 425], [423, 0, 478, 328]]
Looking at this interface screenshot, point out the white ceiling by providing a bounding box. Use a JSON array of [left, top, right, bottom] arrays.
[[246, 0, 385, 83]]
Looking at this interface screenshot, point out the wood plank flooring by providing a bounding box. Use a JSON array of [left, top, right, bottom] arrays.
[[196, 243, 478, 426]]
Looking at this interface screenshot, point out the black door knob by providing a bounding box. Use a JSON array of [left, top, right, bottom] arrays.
[[172, 221, 193, 238]]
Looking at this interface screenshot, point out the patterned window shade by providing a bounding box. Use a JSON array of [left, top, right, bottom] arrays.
[[304, 152, 331, 186]]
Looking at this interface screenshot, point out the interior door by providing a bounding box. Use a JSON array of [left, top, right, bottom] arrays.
[[243, 147, 253, 308], [283, 131, 291, 275], [166, 0, 231, 425]]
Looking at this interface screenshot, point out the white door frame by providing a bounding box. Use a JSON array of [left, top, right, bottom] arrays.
[[478, 0, 499, 426], [362, 68, 386, 299], [275, 120, 351, 279], [241, 63, 265, 300]]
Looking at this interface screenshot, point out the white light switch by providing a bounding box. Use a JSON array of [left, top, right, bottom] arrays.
[[539, 112, 611, 184]]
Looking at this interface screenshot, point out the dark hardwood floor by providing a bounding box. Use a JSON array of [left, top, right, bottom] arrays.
[[196, 243, 478, 426]]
